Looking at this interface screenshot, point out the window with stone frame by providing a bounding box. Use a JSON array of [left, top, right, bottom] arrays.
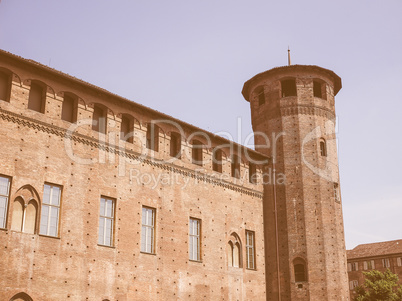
[[98, 196, 115, 247], [141, 206, 155, 253], [189, 217, 201, 261], [246, 230, 256, 269], [40, 183, 62, 237]]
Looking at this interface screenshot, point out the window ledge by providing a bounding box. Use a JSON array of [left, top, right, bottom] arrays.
[[97, 244, 115, 249], [140, 251, 156, 256], [189, 259, 202, 263], [39, 234, 60, 240]]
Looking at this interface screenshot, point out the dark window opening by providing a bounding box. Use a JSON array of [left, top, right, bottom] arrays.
[[294, 263, 306, 282], [146, 123, 159, 152], [281, 79, 297, 97], [313, 81, 322, 98], [121, 115, 134, 143], [28, 82, 45, 113], [61, 94, 77, 123], [170, 132, 181, 158], [319, 139, 327, 156], [192, 140, 203, 166], [92, 104, 107, 134], [0, 70, 11, 102], [231, 155, 240, 179], [249, 163, 257, 184], [212, 148, 223, 173]]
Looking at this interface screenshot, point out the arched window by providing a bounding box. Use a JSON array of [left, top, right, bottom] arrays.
[[319, 139, 327, 157], [92, 104, 107, 134], [61, 92, 77, 123], [228, 233, 242, 268], [281, 79, 297, 97], [28, 81, 46, 113], [293, 258, 307, 282], [9, 292, 33, 301], [0, 68, 12, 102], [11, 197, 38, 234]]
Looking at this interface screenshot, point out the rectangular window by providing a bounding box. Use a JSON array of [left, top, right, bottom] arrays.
[[120, 115, 133, 143], [231, 155, 240, 179], [364, 260, 375, 270], [170, 132, 181, 158], [246, 230, 256, 269], [40, 184, 61, 237], [98, 197, 115, 246], [0, 71, 11, 102], [348, 262, 358, 271], [28, 82, 45, 113], [92, 105, 107, 134], [212, 148, 222, 173], [349, 280, 358, 290], [146, 123, 159, 152], [61, 94, 77, 123], [189, 218, 201, 261], [333, 183, 340, 202], [397, 257, 402, 267], [249, 163, 257, 184], [141, 207, 155, 253], [382, 258, 390, 268], [0, 175, 11, 229], [192, 140, 203, 166]]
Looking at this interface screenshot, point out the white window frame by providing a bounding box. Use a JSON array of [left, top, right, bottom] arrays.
[[189, 217, 201, 261], [382, 258, 390, 268], [39, 183, 61, 237], [349, 280, 358, 290], [98, 196, 115, 247], [246, 230, 256, 269], [141, 207, 155, 254], [0, 175, 11, 229]]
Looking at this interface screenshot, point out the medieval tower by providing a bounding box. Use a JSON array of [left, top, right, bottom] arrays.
[[242, 64, 350, 300]]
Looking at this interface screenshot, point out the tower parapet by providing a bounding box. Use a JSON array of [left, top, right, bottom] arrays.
[[243, 65, 349, 301]]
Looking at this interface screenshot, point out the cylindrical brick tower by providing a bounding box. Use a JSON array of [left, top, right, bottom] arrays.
[[242, 65, 349, 301]]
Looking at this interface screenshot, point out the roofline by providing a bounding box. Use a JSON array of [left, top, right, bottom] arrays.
[[0, 49, 269, 161], [347, 252, 402, 261], [241, 64, 342, 102]]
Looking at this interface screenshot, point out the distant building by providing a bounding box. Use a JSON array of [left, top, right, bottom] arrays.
[[347, 239, 402, 299]]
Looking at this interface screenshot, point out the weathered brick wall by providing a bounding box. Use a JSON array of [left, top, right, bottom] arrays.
[[0, 53, 267, 301]]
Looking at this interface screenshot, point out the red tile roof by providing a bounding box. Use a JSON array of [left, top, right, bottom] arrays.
[[347, 239, 402, 259]]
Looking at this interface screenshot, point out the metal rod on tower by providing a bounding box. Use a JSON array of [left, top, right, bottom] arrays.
[[288, 47, 291, 66]]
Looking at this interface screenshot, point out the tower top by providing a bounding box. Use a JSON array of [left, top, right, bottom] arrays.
[[241, 64, 342, 102]]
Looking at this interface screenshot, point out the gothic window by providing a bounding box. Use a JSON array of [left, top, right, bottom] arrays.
[[212, 148, 223, 173], [189, 217, 201, 261], [170, 132, 181, 158], [281, 79, 297, 97], [61, 93, 77, 123], [319, 139, 327, 156], [231, 154, 240, 179], [98, 196, 115, 247], [293, 258, 307, 282], [228, 233, 242, 268], [0, 69, 11, 102], [28, 81, 46, 113], [0, 175, 11, 229], [141, 206, 155, 253], [92, 104, 107, 134], [146, 123, 159, 152], [192, 140, 203, 166], [11, 197, 38, 234], [9, 292, 33, 301], [120, 114, 134, 143], [40, 184, 61, 237]]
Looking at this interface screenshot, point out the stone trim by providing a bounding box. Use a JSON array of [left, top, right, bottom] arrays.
[[280, 104, 335, 119], [0, 108, 263, 198]]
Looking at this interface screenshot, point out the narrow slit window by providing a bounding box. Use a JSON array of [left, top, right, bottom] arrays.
[[313, 81, 322, 98], [333, 182, 340, 203], [146, 123, 159, 152], [120, 115, 134, 143], [28, 82, 45, 113], [319, 139, 327, 156], [212, 148, 222, 173], [170, 132, 181, 158], [281, 79, 297, 97], [246, 230, 255, 269]]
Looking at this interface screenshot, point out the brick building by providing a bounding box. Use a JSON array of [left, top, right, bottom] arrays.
[[0, 49, 349, 300], [347, 239, 402, 299]]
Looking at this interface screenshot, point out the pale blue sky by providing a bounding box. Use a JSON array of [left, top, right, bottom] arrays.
[[0, 0, 401, 249]]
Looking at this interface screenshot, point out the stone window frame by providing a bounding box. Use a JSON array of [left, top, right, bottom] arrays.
[[141, 206, 156, 254], [98, 196, 116, 247], [39, 183, 62, 237], [189, 217, 201, 262], [245, 230, 256, 270]]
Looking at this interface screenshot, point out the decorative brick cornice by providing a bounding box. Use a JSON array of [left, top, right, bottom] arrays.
[[0, 108, 263, 198], [280, 104, 335, 119]]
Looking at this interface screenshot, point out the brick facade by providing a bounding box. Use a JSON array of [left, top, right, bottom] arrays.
[[0, 50, 349, 300]]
